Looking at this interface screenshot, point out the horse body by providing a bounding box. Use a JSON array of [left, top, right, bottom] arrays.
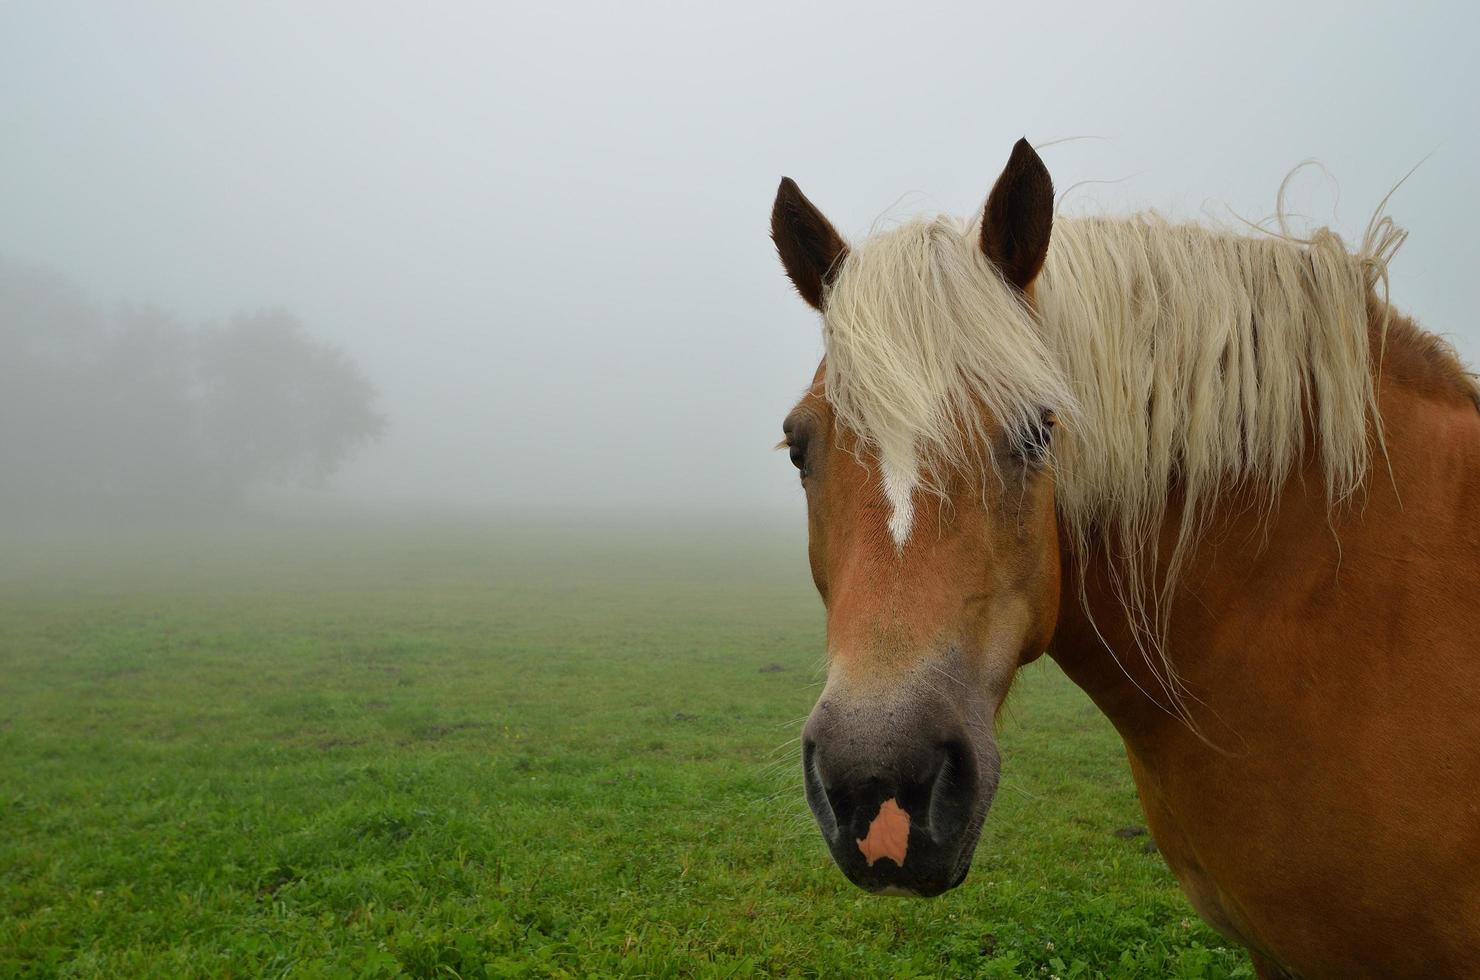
[[770, 139, 1480, 977], [1054, 309, 1480, 975]]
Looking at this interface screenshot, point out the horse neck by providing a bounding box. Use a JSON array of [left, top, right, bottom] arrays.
[[1044, 300, 1480, 746], [1044, 409, 1350, 746], [1047, 506, 1200, 745]]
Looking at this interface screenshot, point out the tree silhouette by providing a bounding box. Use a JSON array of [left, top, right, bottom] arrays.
[[196, 311, 385, 497], [0, 260, 385, 519]]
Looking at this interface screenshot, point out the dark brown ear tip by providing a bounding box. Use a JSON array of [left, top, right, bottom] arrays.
[[1010, 138, 1047, 170], [981, 138, 1054, 290], [769, 176, 846, 310]]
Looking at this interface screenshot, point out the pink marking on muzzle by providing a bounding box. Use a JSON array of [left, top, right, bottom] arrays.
[[856, 798, 910, 867]]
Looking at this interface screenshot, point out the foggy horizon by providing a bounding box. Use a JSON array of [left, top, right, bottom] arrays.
[[3, 1, 1476, 523]]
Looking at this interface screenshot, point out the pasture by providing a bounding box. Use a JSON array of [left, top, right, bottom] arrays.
[[0, 525, 1249, 977]]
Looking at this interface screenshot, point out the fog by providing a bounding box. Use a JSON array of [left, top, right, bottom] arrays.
[[2, 1, 1476, 526]]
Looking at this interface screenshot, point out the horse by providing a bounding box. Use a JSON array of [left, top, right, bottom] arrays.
[[769, 138, 1480, 978]]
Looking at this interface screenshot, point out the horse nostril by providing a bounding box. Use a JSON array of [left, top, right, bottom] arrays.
[[802, 737, 839, 838], [924, 738, 977, 842], [934, 739, 971, 790]]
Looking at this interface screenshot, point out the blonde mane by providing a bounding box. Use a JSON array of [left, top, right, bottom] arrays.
[[822, 205, 1407, 717]]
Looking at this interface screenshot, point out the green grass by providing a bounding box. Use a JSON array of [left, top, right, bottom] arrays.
[[0, 525, 1252, 978]]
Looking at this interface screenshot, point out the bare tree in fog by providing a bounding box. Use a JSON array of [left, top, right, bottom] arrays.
[[0, 260, 384, 522]]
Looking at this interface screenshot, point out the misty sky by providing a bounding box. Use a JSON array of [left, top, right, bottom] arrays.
[[2, 2, 1475, 518]]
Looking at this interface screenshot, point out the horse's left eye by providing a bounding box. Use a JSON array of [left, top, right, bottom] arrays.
[[1014, 410, 1056, 464]]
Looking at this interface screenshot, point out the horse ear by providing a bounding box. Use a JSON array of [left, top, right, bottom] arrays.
[[771, 177, 848, 311], [980, 138, 1054, 292]]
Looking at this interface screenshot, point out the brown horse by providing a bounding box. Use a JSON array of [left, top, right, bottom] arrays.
[[771, 139, 1480, 977]]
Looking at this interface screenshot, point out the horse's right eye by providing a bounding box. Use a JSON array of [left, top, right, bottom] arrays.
[[783, 417, 811, 478], [789, 439, 807, 473], [782, 413, 815, 480]]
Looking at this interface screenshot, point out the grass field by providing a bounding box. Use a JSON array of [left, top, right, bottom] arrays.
[[0, 524, 1252, 978]]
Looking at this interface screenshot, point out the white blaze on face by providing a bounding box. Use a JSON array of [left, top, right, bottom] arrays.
[[879, 446, 918, 548]]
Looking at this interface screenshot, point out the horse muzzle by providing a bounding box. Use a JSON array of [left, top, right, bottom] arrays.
[[801, 682, 1000, 897]]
